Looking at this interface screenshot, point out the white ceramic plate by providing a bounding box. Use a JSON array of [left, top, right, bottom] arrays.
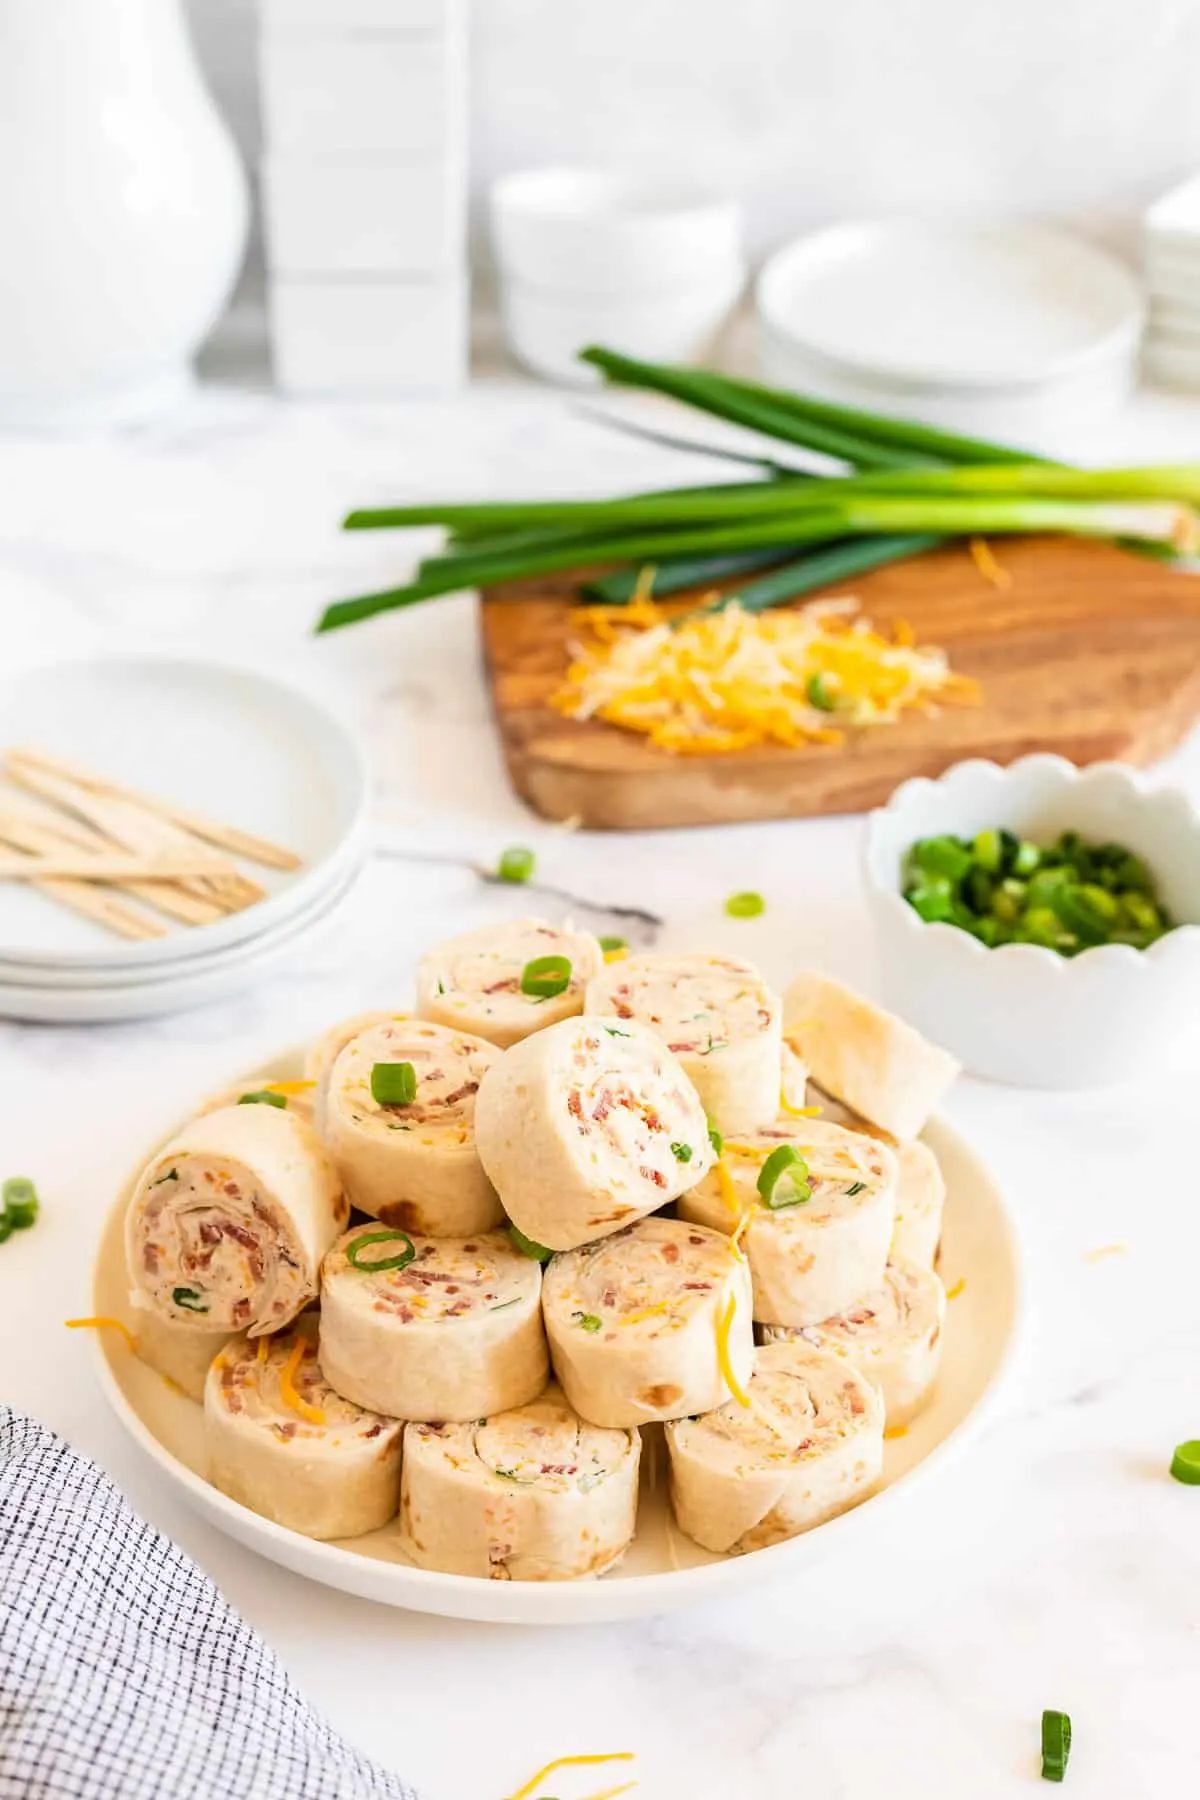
[[89, 1045, 1023, 1624], [0, 656, 368, 968], [757, 221, 1144, 392], [0, 859, 364, 1021]]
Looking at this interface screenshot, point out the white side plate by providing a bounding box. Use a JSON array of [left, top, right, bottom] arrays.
[[90, 1046, 1023, 1625]]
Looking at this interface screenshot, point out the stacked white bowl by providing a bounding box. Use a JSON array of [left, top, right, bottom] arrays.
[[491, 168, 746, 385], [756, 221, 1145, 439], [1142, 173, 1200, 390]]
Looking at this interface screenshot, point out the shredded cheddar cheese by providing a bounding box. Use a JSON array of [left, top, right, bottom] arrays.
[[65, 1316, 138, 1354], [279, 1339, 326, 1426], [715, 1157, 741, 1216], [619, 1300, 673, 1328], [506, 1752, 636, 1800], [715, 1293, 751, 1409], [603, 944, 629, 963], [256, 1336, 270, 1363], [969, 536, 1011, 590], [263, 1079, 317, 1095], [945, 1277, 966, 1301], [551, 594, 975, 754], [884, 1425, 909, 1441], [779, 1091, 822, 1119], [1084, 1242, 1127, 1263]]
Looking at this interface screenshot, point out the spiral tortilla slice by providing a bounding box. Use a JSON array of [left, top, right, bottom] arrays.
[[665, 1339, 884, 1555], [585, 952, 782, 1136], [125, 1103, 346, 1336], [324, 1018, 502, 1236], [398, 1384, 641, 1580], [416, 918, 604, 1049], [783, 971, 959, 1141], [806, 1083, 944, 1270], [542, 1216, 753, 1427], [304, 1009, 404, 1135], [130, 1296, 233, 1402], [762, 1256, 946, 1428], [319, 1224, 548, 1422], [678, 1118, 896, 1328], [204, 1317, 402, 1540], [474, 1015, 714, 1253]]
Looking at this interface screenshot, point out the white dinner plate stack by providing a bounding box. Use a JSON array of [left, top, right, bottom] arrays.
[[1141, 173, 1200, 391], [756, 221, 1146, 442], [0, 657, 370, 1023]]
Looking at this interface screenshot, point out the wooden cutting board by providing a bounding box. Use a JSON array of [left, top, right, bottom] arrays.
[[479, 537, 1200, 829]]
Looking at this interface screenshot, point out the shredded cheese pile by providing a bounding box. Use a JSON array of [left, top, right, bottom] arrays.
[[551, 592, 977, 755]]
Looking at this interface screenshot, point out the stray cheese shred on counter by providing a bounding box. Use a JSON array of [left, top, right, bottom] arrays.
[[551, 593, 978, 754]]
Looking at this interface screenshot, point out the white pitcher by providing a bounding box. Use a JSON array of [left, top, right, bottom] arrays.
[[0, 0, 249, 427]]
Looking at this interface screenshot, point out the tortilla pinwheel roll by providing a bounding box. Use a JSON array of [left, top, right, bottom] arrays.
[[585, 952, 782, 1137], [204, 1318, 402, 1540], [126, 1103, 346, 1337], [665, 1339, 884, 1555], [319, 1223, 549, 1422], [323, 1018, 503, 1236], [542, 1216, 753, 1427], [304, 1009, 403, 1135], [762, 1256, 945, 1428], [398, 1384, 640, 1580], [195, 1079, 317, 1129], [805, 1083, 945, 1271], [416, 918, 604, 1049], [474, 1016, 714, 1253], [783, 971, 960, 1141], [130, 1297, 233, 1402], [678, 1119, 896, 1328]]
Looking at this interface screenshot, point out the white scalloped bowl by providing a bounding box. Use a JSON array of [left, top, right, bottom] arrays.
[[863, 757, 1200, 1088]]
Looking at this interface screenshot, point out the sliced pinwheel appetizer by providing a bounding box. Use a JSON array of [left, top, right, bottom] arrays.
[[398, 1384, 641, 1580], [416, 918, 603, 1049], [319, 1223, 548, 1422], [204, 1318, 402, 1540], [323, 1018, 502, 1236], [665, 1339, 884, 1554], [125, 1103, 346, 1336], [585, 951, 782, 1136], [304, 1009, 404, 1135], [542, 1216, 753, 1427], [678, 1118, 896, 1327], [130, 1297, 233, 1402], [805, 1082, 945, 1270], [474, 1015, 713, 1252]]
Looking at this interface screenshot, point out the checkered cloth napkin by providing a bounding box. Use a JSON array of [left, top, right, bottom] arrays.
[[0, 1409, 422, 1800]]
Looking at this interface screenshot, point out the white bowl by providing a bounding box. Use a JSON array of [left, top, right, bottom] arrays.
[[863, 757, 1200, 1089], [490, 166, 742, 296], [500, 267, 745, 386]]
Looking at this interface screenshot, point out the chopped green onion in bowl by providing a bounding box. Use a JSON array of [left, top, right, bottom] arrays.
[[901, 829, 1175, 955]]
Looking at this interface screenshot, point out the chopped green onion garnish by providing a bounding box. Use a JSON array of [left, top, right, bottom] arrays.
[[1041, 1710, 1071, 1782], [725, 891, 765, 919], [757, 1143, 812, 1208], [707, 1123, 724, 1156], [671, 1142, 694, 1163], [3, 1176, 39, 1230], [599, 934, 627, 954], [172, 1286, 208, 1313], [371, 1061, 417, 1106], [509, 1224, 553, 1262], [238, 1090, 287, 1109], [573, 1311, 603, 1332], [150, 1168, 179, 1187], [520, 954, 572, 999], [497, 846, 535, 884], [0, 1215, 12, 1244], [806, 671, 838, 712], [845, 1180, 866, 1196], [1169, 1439, 1200, 1484], [346, 1228, 416, 1274]]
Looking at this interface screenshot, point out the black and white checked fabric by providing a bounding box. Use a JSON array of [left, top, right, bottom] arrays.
[[0, 1410, 422, 1800]]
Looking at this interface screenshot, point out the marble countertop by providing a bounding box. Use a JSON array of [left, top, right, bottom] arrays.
[[3, 342, 1200, 1799]]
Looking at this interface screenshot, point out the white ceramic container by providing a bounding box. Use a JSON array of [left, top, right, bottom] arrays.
[[863, 757, 1200, 1089], [501, 268, 745, 385], [0, 0, 248, 428], [270, 276, 468, 393], [491, 168, 742, 297], [260, 34, 461, 155], [262, 155, 464, 274]]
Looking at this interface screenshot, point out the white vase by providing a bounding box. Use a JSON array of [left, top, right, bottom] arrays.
[[0, 0, 249, 427]]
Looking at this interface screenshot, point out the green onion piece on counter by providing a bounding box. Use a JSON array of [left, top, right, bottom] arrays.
[[599, 934, 628, 955], [2, 1176, 39, 1230], [725, 891, 765, 919], [671, 1142, 694, 1163], [520, 954, 573, 999], [0, 1216, 13, 1245], [1041, 1710, 1072, 1782], [172, 1287, 208, 1313], [806, 672, 838, 712], [707, 1124, 724, 1156], [346, 1229, 416, 1274], [497, 846, 535, 884], [371, 1061, 417, 1106], [1169, 1440, 1200, 1484], [509, 1224, 553, 1262], [573, 1312, 603, 1333], [757, 1144, 812, 1209], [237, 1090, 287, 1109]]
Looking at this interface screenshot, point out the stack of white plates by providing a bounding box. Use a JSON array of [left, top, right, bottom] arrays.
[[1142, 173, 1200, 390], [0, 657, 369, 1022], [757, 221, 1145, 440]]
